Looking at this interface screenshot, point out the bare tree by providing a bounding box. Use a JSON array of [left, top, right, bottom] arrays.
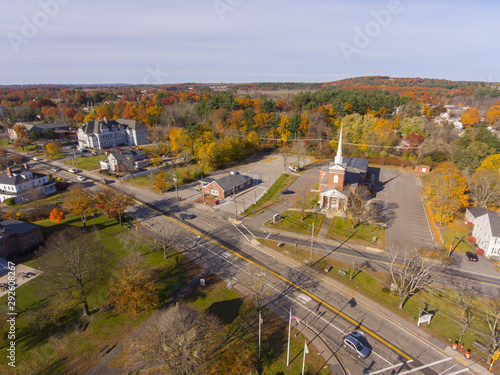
[[482, 296, 500, 352], [292, 139, 307, 170], [291, 185, 312, 221], [119, 228, 155, 255], [280, 147, 290, 174], [453, 282, 478, 342], [468, 168, 500, 208], [40, 227, 105, 316], [388, 247, 441, 309], [343, 186, 370, 228], [243, 265, 270, 311], [125, 305, 223, 374]]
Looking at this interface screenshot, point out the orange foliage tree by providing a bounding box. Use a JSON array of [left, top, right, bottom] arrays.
[[49, 208, 65, 223], [460, 108, 480, 127]]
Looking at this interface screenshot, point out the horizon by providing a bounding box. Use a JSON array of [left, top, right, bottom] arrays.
[[2, 0, 499, 85]]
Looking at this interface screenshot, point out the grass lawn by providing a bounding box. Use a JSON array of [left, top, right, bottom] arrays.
[[182, 276, 331, 375], [123, 164, 204, 190], [439, 217, 475, 254], [265, 211, 324, 236], [0, 215, 190, 375], [63, 155, 108, 171], [243, 173, 298, 217], [259, 238, 494, 361], [328, 216, 386, 248]]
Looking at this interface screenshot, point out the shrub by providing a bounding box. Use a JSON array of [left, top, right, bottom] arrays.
[[3, 198, 16, 206]]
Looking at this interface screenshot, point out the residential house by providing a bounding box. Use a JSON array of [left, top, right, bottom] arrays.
[[415, 165, 431, 173], [471, 211, 500, 258], [465, 207, 494, 225], [100, 149, 148, 172], [77, 118, 148, 149], [8, 122, 70, 139], [203, 172, 253, 198], [318, 128, 375, 211], [0, 219, 44, 258], [0, 165, 56, 204]]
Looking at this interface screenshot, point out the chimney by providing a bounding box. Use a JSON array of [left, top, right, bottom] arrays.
[[6, 167, 12, 177], [103, 117, 108, 124], [22, 163, 29, 170]]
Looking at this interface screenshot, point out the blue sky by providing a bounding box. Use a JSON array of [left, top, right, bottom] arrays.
[[1, 0, 499, 84]]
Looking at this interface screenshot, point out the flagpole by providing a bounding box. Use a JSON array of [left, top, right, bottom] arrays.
[[302, 341, 307, 375], [287, 309, 291, 366], [258, 310, 262, 359]]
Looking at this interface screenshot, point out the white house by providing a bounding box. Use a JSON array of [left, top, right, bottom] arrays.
[[470, 210, 500, 258], [100, 149, 148, 172], [0, 165, 56, 204], [78, 118, 148, 149]]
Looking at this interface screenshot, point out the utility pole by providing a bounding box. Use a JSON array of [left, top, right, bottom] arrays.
[[310, 222, 314, 265], [172, 173, 179, 201], [234, 198, 238, 221]]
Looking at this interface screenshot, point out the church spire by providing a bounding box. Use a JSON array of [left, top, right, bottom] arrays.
[[334, 126, 343, 165]]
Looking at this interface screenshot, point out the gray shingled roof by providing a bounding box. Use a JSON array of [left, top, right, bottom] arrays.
[[0, 169, 45, 186], [0, 219, 40, 235], [80, 118, 146, 135], [109, 149, 146, 163], [214, 173, 250, 192], [466, 207, 496, 220]]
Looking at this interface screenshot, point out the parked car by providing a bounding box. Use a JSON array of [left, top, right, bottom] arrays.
[[99, 179, 108, 184], [32, 157, 39, 161], [179, 213, 196, 220], [282, 189, 295, 195], [466, 252, 479, 262], [68, 168, 78, 173], [343, 331, 370, 358], [52, 167, 60, 172], [77, 176, 85, 181]]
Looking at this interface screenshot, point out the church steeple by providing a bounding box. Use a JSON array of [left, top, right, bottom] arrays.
[[334, 126, 343, 165]]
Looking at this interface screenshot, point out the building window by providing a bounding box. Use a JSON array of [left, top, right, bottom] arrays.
[[333, 175, 338, 183], [11, 239, 15, 245], [31, 234, 35, 242], [0, 239, 4, 247], [211, 188, 219, 196]]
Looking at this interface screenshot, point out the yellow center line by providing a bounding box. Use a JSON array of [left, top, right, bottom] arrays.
[[133, 199, 412, 360]]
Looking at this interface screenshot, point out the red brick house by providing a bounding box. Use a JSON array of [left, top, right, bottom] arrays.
[[203, 172, 253, 198], [0, 219, 44, 258]]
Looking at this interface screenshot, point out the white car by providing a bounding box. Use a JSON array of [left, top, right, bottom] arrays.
[[77, 176, 85, 181], [32, 157, 39, 161], [68, 168, 78, 173]]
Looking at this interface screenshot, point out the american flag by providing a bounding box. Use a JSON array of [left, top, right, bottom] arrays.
[[291, 315, 301, 325]]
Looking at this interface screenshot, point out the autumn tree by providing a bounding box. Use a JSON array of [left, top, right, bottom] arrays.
[[49, 207, 65, 223], [480, 154, 500, 170], [108, 253, 159, 317], [388, 247, 441, 309], [468, 168, 500, 208], [63, 184, 95, 227], [12, 124, 31, 152], [154, 172, 169, 192], [427, 162, 468, 224], [486, 102, 500, 125], [45, 141, 62, 159], [96, 188, 135, 225], [125, 305, 223, 374], [344, 186, 371, 228], [460, 107, 480, 127], [40, 227, 105, 316]]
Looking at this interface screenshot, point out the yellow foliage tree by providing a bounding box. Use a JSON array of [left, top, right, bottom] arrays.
[[154, 172, 169, 193], [45, 142, 62, 158], [63, 184, 95, 227], [277, 115, 290, 144], [427, 162, 468, 224], [486, 103, 500, 125], [479, 154, 500, 170]]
